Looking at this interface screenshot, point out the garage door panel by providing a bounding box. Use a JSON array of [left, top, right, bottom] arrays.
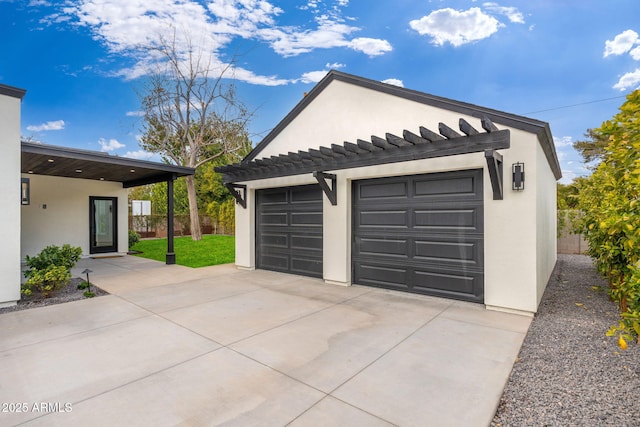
[[413, 270, 480, 297], [291, 212, 323, 225], [291, 186, 323, 203], [259, 212, 289, 226], [414, 175, 477, 198], [258, 191, 288, 205], [357, 237, 409, 257], [358, 181, 408, 200], [291, 257, 323, 276], [414, 238, 481, 264], [256, 185, 323, 279], [291, 234, 323, 251], [358, 210, 408, 227], [260, 233, 288, 248], [356, 264, 409, 290], [352, 170, 483, 303], [414, 208, 480, 230], [260, 254, 289, 271]]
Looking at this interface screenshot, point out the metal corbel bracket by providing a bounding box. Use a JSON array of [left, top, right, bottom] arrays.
[[484, 149, 503, 200], [313, 171, 337, 205], [225, 183, 247, 208]]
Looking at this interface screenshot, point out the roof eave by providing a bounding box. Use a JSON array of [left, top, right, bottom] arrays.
[[0, 84, 27, 100], [21, 142, 195, 177]]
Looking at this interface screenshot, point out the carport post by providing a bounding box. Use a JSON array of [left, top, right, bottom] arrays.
[[166, 173, 177, 265]]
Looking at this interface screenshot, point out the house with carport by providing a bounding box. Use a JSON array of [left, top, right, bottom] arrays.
[[0, 83, 194, 308], [217, 70, 561, 315]]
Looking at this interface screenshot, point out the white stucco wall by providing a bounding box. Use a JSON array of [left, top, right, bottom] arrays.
[[0, 91, 22, 307], [536, 139, 558, 306], [257, 80, 493, 161], [236, 79, 559, 314], [21, 175, 129, 259]]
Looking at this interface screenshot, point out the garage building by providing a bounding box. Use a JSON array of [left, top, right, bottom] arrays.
[[217, 71, 560, 315]]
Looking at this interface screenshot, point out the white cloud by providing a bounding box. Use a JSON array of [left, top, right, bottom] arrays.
[[382, 78, 404, 87], [553, 136, 573, 148], [99, 138, 125, 152], [230, 67, 291, 86], [26, 120, 65, 132], [298, 61, 346, 84], [124, 150, 155, 160], [300, 70, 330, 83], [299, 0, 321, 10], [631, 46, 640, 61], [58, 0, 389, 85], [348, 37, 392, 56], [126, 110, 145, 117], [409, 7, 502, 47], [613, 68, 640, 91], [482, 2, 524, 24], [559, 169, 577, 185], [258, 16, 361, 57], [604, 29, 639, 57]]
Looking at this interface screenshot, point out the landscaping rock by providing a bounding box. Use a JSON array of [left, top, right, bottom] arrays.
[[0, 278, 108, 314], [492, 254, 639, 426]]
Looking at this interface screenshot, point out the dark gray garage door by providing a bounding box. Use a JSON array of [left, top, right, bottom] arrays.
[[352, 170, 484, 302], [256, 184, 323, 278]]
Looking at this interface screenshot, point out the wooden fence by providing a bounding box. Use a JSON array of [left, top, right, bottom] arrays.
[[129, 215, 234, 238]]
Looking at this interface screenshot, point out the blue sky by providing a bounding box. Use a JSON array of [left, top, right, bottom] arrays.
[[2, 0, 640, 183]]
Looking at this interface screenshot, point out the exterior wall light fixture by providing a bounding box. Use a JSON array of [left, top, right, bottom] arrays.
[[512, 162, 525, 191], [21, 178, 30, 205]]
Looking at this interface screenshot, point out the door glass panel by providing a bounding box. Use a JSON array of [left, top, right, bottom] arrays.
[[94, 199, 114, 248]]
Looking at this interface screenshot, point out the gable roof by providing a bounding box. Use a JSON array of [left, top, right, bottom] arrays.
[[245, 70, 561, 180], [22, 142, 194, 188]]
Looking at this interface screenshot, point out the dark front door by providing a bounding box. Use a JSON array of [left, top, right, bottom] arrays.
[[90, 196, 118, 254], [352, 170, 484, 303], [256, 185, 323, 278]]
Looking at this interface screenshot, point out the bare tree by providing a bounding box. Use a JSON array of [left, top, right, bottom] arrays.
[[139, 33, 251, 240]]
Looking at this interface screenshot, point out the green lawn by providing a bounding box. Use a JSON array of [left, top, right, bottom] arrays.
[[131, 234, 235, 268]]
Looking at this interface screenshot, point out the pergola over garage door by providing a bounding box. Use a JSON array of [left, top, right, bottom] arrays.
[[256, 184, 323, 278], [352, 170, 484, 303]]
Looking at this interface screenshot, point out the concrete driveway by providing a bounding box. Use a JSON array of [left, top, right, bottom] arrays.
[[1, 256, 531, 426]]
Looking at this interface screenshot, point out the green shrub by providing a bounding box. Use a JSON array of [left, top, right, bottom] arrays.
[[128, 230, 141, 248], [24, 244, 82, 272], [22, 244, 82, 297], [576, 90, 640, 347]]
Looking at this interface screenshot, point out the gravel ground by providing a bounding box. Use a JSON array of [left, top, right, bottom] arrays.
[[0, 278, 108, 315], [492, 254, 639, 426]]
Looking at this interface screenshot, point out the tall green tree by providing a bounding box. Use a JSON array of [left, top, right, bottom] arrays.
[[572, 128, 610, 166], [577, 90, 640, 346], [138, 33, 251, 240]]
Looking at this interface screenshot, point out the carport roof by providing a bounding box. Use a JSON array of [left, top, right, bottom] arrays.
[[21, 142, 195, 187]]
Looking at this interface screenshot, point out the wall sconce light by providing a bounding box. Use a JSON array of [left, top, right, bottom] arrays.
[[512, 162, 525, 191], [21, 178, 30, 205]]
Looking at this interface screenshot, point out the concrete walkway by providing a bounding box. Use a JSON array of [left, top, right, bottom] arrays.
[[1, 256, 531, 426]]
